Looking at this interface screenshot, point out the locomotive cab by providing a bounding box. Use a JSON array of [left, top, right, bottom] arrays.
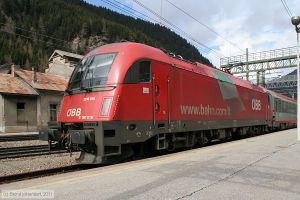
[[39, 51, 123, 163]]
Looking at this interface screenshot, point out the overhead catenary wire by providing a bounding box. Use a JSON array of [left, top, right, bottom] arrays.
[[132, 0, 223, 59], [283, 0, 293, 16], [0, 22, 69, 44], [280, 0, 293, 18], [1, 0, 221, 61], [105, 0, 196, 37], [100, 0, 158, 23], [102, 0, 161, 24], [165, 0, 244, 53], [0, 21, 74, 53], [0, 29, 71, 51], [132, 0, 222, 58], [101, 0, 222, 60], [101, 0, 184, 41]]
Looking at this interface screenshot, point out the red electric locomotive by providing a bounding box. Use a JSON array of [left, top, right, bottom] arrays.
[[39, 42, 297, 164]]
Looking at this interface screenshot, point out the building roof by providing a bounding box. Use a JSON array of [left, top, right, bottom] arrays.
[[15, 70, 68, 92], [49, 50, 83, 62], [0, 74, 38, 95]]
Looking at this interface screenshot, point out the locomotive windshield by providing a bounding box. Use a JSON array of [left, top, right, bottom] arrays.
[[67, 53, 117, 92]]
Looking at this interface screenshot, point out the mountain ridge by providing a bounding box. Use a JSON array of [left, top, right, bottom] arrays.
[[0, 0, 212, 72]]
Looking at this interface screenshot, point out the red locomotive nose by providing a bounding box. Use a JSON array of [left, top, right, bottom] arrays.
[[58, 52, 119, 123]]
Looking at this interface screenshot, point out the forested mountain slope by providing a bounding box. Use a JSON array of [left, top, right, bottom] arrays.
[[0, 0, 211, 71]]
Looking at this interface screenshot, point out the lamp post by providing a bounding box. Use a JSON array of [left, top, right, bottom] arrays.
[[291, 16, 300, 140]]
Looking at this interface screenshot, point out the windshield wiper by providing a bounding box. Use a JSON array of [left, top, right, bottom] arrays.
[[80, 76, 93, 92], [79, 56, 95, 92]]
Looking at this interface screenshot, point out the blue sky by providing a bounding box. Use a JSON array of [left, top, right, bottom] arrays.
[[85, 0, 300, 76]]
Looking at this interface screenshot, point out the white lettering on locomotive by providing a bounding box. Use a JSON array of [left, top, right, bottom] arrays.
[[180, 104, 231, 116], [83, 97, 96, 101], [251, 99, 261, 111], [67, 108, 82, 117]]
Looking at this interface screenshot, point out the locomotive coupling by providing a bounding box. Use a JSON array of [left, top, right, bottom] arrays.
[[39, 128, 61, 141], [69, 130, 95, 145]]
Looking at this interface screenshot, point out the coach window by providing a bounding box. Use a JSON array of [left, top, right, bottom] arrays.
[[124, 60, 151, 84], [288, 103, 292, 114], [277, 100, 281, 112]]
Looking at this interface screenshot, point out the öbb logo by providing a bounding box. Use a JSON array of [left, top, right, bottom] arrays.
[[251, 99, 261, 111], [67, 108, 82, 117]]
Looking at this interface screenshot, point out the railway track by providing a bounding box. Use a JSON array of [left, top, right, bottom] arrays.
[[0, 145, 68, 160], [0, 134, 39, 142]]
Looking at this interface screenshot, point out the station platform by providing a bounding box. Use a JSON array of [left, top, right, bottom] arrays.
[[1, 129, 299, 200]]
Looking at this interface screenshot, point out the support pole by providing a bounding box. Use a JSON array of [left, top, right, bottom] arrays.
[[297, 32, 300, 140], [246, 48, 249, 81], [262, 70, 265, 87], [290, 16, 300, 139]]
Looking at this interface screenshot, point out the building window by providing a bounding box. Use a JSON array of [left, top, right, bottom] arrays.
[[50, 104, 57, 122], [17, 102, 25, 110]]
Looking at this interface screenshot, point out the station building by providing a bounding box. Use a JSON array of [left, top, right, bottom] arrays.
[[0, 67, 67, 132], [46, 50, 83, 79], [0, 50, 82, 133]]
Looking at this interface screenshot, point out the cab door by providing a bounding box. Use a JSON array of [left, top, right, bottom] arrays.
[[151, 61, 171, 129]]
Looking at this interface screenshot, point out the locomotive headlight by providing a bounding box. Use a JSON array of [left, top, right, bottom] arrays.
[[100, 97, 113, 116]]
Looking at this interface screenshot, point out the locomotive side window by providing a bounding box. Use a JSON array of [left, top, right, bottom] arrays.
[[124, 60, 151, 84], [275, 98, 281, 112]]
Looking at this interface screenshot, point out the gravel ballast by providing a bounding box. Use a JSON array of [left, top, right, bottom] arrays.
[[0, 152, 80, 177], [0, 133, 81, 178], [0, 140, 48, 148]]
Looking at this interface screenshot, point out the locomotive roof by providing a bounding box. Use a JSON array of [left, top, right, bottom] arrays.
[[86, 42, 295, 101], [268, 90, 296, 103]]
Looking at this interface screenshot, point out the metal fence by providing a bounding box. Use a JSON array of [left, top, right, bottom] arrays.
[[220, 46, 298, 67]]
